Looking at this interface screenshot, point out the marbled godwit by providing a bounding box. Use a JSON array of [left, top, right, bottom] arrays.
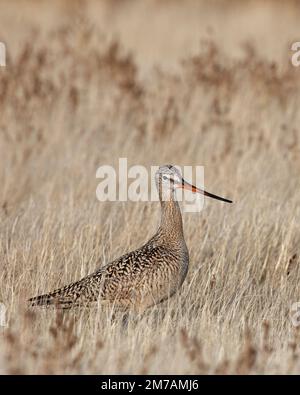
[[29, 165, 232, 311]]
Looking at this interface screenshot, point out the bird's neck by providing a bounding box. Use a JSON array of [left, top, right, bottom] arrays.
[[158, 196, 184, 243]]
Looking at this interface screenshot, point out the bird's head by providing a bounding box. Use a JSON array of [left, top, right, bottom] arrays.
[[155, 164, 232, 203]]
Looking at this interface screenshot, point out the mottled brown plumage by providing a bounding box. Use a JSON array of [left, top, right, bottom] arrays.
[[29, 165, 231, 311]]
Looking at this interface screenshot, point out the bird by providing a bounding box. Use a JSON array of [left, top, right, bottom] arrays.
[[29, 165, 232, 311]]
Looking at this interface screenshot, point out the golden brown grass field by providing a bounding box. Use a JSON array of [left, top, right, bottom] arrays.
[[1, 0, 300, 374]]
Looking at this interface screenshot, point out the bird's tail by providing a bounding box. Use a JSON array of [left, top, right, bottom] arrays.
[[28, 265, 105, 310], [28, 289, 74, 309], [28, 273, 100, 309], [28, 281, 82, 309]]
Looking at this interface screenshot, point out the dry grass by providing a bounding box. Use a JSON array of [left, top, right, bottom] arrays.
[[1, 0, 300, 374]]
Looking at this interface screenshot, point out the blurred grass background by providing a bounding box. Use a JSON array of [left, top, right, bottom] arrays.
[[1, 0, 300, 374]]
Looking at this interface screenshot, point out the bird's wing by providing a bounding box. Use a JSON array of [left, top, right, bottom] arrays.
[[28, 244, 172, 309]]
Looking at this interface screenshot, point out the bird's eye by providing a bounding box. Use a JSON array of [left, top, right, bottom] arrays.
[[162, 175, 168, 181]]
